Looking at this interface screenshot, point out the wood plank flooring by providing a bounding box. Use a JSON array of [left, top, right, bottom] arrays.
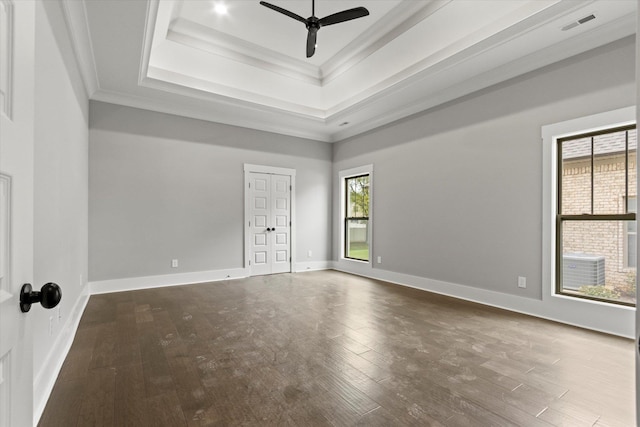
[[39, 271, 635, 426]]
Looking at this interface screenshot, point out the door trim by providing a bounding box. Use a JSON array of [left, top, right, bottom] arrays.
[[244, 164, 296, 275]]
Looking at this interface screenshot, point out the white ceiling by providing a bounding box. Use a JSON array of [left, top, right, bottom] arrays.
[[63, 0, 637, 142]]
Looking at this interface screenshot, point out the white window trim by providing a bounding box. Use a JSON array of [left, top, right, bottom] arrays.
[[624, 196, 637, 269], [338, 165, 373, 270], [542, 107, 636, 319]]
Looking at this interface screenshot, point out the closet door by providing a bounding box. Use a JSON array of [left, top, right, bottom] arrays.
[[270, 174, 291, 274], [249, 173, 291, 275]]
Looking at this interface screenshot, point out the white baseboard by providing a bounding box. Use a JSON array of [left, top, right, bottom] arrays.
[[33, 283, 90, 425], [332, 262, 635, 339], [89, 267, 249, 294], [293, 260, 331, 272]]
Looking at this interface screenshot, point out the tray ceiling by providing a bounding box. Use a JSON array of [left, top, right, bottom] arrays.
[[64, 0, 637, 142]]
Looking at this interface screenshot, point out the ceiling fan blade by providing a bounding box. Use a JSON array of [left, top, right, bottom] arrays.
[[318, 7, 369, 27], [306, 28, 318, 58], [259, 1, 307, 24]]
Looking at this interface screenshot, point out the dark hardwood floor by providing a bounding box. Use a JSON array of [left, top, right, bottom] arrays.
[[39, 271, 634, 426]]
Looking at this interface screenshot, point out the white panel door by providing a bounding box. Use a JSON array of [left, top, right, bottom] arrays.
[[0, 1, 36, 426], [249, 173, 291, 275], [249, 173, 271, 276], [270, 174, 291, 274]]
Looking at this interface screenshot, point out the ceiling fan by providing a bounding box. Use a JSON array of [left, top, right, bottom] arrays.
[[259, 0, 370, 58]]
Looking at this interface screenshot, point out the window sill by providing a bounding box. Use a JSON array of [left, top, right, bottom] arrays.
[[551, 292, 636, 310]]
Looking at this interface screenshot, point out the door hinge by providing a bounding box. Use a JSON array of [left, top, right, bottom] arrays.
[[249, 260, 251, 266], [248, 182, 251, 188], [290, 185, 292, 191], [249, 221, 251, 227]]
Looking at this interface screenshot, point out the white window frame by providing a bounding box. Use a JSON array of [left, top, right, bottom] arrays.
[[339, 165, 373, 270], [624, 195, 637, 269], [542, 107, 636, 318]]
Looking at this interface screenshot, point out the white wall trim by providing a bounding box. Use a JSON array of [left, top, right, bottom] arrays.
[[59, 0, 99, 96], [89, 267, 248, 295], [332, 263, 635, 338], [33, 284, 90, 425], [243, 163, 297, 177], [293, 261, 332, 273]]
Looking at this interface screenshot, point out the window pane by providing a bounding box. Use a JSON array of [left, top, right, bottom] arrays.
[[593, 131, 628, 215], [561, 220, 636, 304], [346, 219, 368, 261], [346, 175, 369, 218], [561, 137, 592, 215]]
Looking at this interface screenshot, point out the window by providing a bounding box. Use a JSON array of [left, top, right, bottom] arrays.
[[557, 125, 636, 306], [345, 174, 370, 261], [339, 165, 373, 265]]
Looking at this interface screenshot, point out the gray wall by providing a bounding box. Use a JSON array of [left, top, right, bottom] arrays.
[[89, 102, 332, 281], [333, 36, 636, 300], [33, 0, 89, 380]]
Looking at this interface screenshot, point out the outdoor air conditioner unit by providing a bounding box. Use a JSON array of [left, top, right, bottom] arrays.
[[562, 253, 605, 290]]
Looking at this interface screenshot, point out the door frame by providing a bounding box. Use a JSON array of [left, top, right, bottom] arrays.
[[244, 164, 296, 275]]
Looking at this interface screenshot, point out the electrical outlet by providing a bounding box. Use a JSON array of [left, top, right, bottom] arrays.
[[171, 259, 178, 268], [377, 256, 382, 264], [307, 250, 312, 258], [518, 276, 526, 288]]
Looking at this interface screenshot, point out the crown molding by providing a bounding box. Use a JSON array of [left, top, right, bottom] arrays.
[[319, 0, 451, 84], [91, 88, 331, 142], [60, 0, 99, 97], [162, 1, 447, 88], [142, 67, 326, 118], [166, 18, 321, 86], [139, 0, 159, 85], [324, 0, 578, 121], [331, 12, 636, 142]]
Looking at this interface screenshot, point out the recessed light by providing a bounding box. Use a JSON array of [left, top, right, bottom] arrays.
[[214, 3, 228, 15]]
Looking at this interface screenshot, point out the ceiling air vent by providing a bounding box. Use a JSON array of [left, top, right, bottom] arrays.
[[562, 14, 596, 31]]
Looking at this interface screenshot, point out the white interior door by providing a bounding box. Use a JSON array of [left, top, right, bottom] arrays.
[[0, 1, 36, 426], [270, 174, 291, 274], [248, 172, 291, 276]]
